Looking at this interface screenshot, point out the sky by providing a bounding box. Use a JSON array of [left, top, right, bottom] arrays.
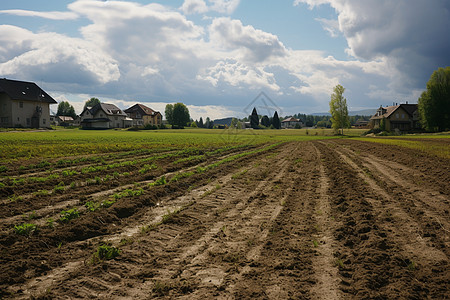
[[0, 0, 449, 120]]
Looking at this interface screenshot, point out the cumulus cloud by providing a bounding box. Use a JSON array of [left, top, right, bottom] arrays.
[[181, 0, 209, 15], [0, 25, 119, 85], [198, 59, 280, 91], [209, 18, 287, 63], [294, 0, 450, 91]]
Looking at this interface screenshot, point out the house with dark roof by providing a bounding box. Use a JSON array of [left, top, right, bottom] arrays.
[[80, 103, 132, 129], [0, 78, 57, 128], [124, 103, 162, 127], [281, 117, 302, 129], [370, 103, 420, 131]]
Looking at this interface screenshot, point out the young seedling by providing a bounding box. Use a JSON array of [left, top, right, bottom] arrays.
[[14, 223, 37, 236], [93, 244, 120, 263]]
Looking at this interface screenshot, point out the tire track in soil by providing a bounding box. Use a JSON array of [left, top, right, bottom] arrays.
[[7, 143, 285, 299], [331, 142, 450, 255], [315, 140, 449, 298], [309, 143, 342, 300]]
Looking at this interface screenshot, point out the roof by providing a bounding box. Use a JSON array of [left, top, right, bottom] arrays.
[[282, 117, 300, 122], [89, 103, 127, 117], [124, 103, 160, 116], [58, 116, 74, 121], [0, 78, 57, 104], [370, 104, 418, 120]]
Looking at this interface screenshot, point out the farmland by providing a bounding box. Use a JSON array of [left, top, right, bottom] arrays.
[[0, 129, 449, 299]]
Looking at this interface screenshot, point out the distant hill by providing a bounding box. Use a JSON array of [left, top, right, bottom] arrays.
[[311, 109, 376, 116], [213, 117, 233, 126]]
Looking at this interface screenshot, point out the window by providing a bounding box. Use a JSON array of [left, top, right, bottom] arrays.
[[401, 114, 405, 119], [17, 117, 20, 121], [1, 117, 8, 124], [19, 102, 23, 108], [395, 113, 399, 118], [27, 118, 30, 125], [43, 118, 46, 125], [115, 116, 118, 120]]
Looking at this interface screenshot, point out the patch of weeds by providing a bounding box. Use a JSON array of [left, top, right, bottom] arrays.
[[335, 259, 344, 269], [141, 224, 157, 233], [139, 163, 157, 174], [0, 182, 5, 188], [113, 188, 144, 200], [0, 165, 8, 173], [14, 223, 37, 236], [119, 238, 134, 246], [53, 181, 65, 194], [27, 210, 38, 220], [201, 184, 221, 198], [280, 199, 286, 206], [169, 171, 195, 183], [59, 208, 79, 222], [407, 260, 416, 271], [161, 209, 179, 224], [295, 158, 303, 164], [47, 218, 55, 228], [153, 281, 172, 296], [92, 244, 120, 262], [149, 176, 167, 187], [8, 194, 23, 202], [312, 240, 319, 248], [231, 169, 248, 180]]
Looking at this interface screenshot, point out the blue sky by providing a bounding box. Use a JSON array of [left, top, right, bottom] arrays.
[[0, 0, 449, 119]]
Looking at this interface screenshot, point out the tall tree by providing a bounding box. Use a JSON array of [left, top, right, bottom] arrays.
[[57, 101, 76, 118], [250, 107, 259, 129], [329, 84, 350, 135], [165, 104, 174, 126], [172, 103, 190, 128], [418, 66, 450, 132], [198, 117, 204, 128], [83, 97, 100, 110], [261, 115, 270, 127], [272, 111, 281, 129]]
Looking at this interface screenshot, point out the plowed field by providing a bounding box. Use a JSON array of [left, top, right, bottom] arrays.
[[1, 136, 449, 299]]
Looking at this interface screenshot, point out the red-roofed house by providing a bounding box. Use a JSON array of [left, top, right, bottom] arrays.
[[124, 103, 162, 127], [370, 103, 420, 131]]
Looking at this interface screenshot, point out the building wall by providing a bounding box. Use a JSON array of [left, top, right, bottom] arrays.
[[0, 94, 13, 127], [0, 95, 52, 128]]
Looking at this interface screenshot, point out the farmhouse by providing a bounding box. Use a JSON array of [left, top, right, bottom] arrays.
[[80, 103, 132, 129], [370, 103, 420, 131], [124, 103, 162, 127], [281, 117, 302, 129], [0, 78, 57, 128]]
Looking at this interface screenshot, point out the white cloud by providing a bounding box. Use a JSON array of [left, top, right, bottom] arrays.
[[0, 25, 119, 85], [198, 60, 280, 91], [181, 0, 209, 15], [208, 0, 241, 14], [315, 18, 339, 37], [0, 9, 78, 20], [209, 18, 287, 63]]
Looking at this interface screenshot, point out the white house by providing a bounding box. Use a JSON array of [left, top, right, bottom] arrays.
[[80, 103, 132, 129], [0, 78, 57, 128]]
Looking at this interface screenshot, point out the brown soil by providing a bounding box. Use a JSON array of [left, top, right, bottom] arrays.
[[1, 139, 449, 299]]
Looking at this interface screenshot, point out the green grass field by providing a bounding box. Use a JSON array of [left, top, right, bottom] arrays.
[[0, 128, 363, 162], [1, 128, 448, 163]]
